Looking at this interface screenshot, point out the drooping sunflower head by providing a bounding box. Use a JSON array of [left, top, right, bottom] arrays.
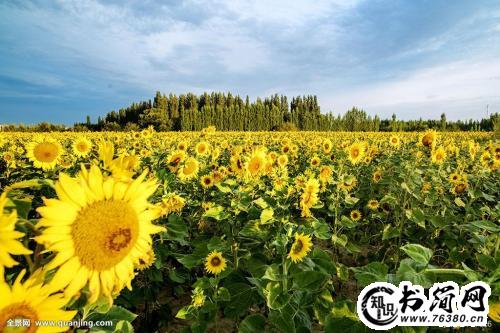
[[421, 130, 437, 148], [288, 233, 313, 263], [204, 251, 226, 275], [350, 210, 362, 221], [191, 288, 206, 308], [451, 182, 468, 196], [72, 137, 92, 158], [35, 165, 165, 304], [167, 150, 186, 172], [372, 170, 382, 183], [0, 270, 77, 333], [0, 192, 32, 275], [26, 137, 63, 170]]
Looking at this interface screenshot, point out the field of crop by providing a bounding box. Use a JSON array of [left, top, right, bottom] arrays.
[[0, 129, 498, 333]]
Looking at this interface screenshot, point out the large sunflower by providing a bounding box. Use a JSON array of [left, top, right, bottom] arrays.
[[288, 233, 313, 263], [0, 192, 32, 276], [204, 251, 226, 275], [35, 165, 165, 303], [0, 270, 76, 333], [26, 137, 63, 170]]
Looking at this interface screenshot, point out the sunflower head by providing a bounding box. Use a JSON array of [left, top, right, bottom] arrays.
[[421, 130, 437, 148], [204, 251, 226, 275], [288, 233, 313, 263], [178, 157, 199, 181], [26, 137, 63, 170], [350, 210, 362, 221], [35, 165, 165, 304], [72, 137, 92, 158], [367, 199, 379, 210], [347, 142, 365, 165]]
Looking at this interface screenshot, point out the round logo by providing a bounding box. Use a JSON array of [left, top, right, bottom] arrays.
[[357, 282, 399, 330]]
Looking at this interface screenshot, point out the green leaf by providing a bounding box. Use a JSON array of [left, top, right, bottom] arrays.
[[260, 207, 274, 224], [269, 309, 295, 333], [336, 263, 350, 282], [216, 287, 231, 302], [382, 225, 400, 240], [292, 271, 327, 290], [11, 198, 32, 220], [262, 264, 281, 281], [113, 321, 134, 333], [477, 254, 497, 271], [203, 205, 226, 220], [332, 234, 348, 247], [344, 196, 359, 205], [265, 282, 290, 310], [238, 314, 266, 333], [400, 243, 433, 265], [175, 306, 191, 319], [338, 215, 357, 228], [312, 219, 331, 239], [351, 262, 388, 287], [454, 197, 466, 207], [311, 248, 336, 275], [97, 305, 137, 323], [175, 254, 201, 269], [324, 315, 367, 333], [253, 197, 268, 209], [166, 214, 188, 242], [469, 220, 500, 232]]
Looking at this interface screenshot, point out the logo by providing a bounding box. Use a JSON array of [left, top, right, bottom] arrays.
[[357, 281, 490, 330]]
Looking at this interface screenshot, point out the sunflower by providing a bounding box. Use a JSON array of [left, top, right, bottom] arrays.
[[204, 251, 226, 275], [200, 175, 214, 188], [339, 175, 358, 192], [367, 199, 379, 210], [322, 139, 332, 153], [350, 210, 362, 221], [310, 156, 321, 167], [451, 182, 468, 195], [421, 130, 437, 148], [300, 178, 320, 218], [319, 166, 332, 183], [196, 141, 210, 156], [347, 142, 365, 165], [0, 192, 32, 276], [372, 170, 382, 183], [448, 172, 463, 184], [389, 135, 400, 148], [246, 149, 267, 177], [288, 233, 312, 263], [277, 154, 288, 168], [191, 288, 206, 308], [167, 150, 186, 172], [72, 137, 92, 158], [136, 248, 156, 271], [159, 194, 186, 216], [489, 301, 500, 323], [26, 137, 63, 170], [230, 155, 245, 176], [35, 165, 165, 303], [0, 270, 76, 333], [431, 146, 446, 164], [177, 141, 188, 151], [178, 157, 199, 181]]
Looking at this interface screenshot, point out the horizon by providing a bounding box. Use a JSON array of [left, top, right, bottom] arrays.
[[1, 0, 500, 125]]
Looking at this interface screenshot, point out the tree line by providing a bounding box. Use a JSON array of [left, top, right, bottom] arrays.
[[2, 91, 498, 132]]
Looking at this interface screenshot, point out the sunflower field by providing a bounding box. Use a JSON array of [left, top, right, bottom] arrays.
[[0, 128, 498, 333]]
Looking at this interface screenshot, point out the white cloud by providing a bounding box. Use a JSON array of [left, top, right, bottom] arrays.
[[324, 59, 500, 119]]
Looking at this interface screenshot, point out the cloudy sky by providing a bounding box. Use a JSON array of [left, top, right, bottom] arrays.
[[1, 0, 499, 124]]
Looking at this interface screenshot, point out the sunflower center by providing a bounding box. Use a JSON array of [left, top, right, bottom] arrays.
[[71, 200, 139, 271], [33, 142, 58, 163], [77, 142, 88, 152], [0, 303, 38, 333], [183, 161, 197, 175], [210, 257, 221, 267], [352, 149, 359, 157], [293, 240, 304, 254]]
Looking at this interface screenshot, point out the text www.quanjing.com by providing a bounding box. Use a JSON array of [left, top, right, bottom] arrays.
[[400, 314, 485, 325], [34, 319, 114, 328]]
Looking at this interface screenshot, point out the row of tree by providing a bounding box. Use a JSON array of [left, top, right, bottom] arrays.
[[2, 92, 498, 132]]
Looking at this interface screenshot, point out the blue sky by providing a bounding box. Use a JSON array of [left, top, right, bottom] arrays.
[[1, 0, 499, 125]]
